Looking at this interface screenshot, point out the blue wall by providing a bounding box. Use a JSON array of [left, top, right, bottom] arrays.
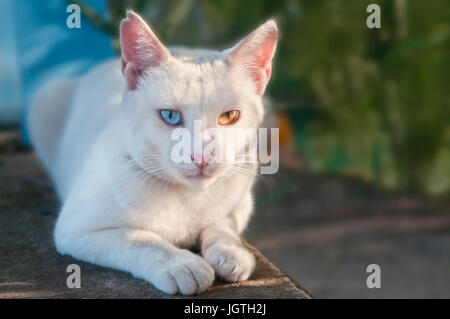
[[0, 0, 114, 143]]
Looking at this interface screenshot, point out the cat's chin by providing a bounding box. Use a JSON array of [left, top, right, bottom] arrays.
[[182, 174, 217, 189], [171, 168, 227, 189]]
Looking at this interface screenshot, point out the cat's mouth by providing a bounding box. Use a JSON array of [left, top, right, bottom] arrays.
[[184, 171, 213, 179]]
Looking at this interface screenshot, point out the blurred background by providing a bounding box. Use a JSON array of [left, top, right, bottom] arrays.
[[0, 0, 449, 298]]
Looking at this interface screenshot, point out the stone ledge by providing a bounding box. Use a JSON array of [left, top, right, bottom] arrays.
[[0, 146, 311, 299]]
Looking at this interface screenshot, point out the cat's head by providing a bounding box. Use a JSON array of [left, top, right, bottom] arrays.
[[119, 11, 277, 188]]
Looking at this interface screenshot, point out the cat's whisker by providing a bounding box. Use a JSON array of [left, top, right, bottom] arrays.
[[231, 165, 258, 177]]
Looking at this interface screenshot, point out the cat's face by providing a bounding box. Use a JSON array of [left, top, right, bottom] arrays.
[[120, 11, 277, 188]]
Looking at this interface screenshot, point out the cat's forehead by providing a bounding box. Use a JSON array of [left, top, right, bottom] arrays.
[[169, 47, 225, 63], [141, 60, 236, 109]]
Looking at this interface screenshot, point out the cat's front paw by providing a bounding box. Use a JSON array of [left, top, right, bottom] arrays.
[[152, 250, 215, 295], [203, 244, 255, 282]]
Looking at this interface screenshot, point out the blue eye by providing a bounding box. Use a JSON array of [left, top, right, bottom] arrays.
[[160, 109, 182, 126]]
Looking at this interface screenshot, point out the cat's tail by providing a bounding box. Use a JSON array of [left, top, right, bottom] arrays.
[[27, 78, 79, 173]]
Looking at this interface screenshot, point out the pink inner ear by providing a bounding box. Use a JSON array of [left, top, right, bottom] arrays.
[[266, 66, 271, 80], [120, 12, 168, 90], [121, 58, 126, 74], [254, 33, 277, 69], [251, 34, 276, 93], [232, 24, 277, 95]]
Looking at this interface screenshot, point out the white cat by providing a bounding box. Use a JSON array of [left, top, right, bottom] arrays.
[[27, 11, 277, 295]]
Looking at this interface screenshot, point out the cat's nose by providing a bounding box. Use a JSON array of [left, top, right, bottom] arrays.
[[191, 154, 208, 170]]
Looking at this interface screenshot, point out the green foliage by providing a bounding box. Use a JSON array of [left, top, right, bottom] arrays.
[[78, 0, 450, 197]]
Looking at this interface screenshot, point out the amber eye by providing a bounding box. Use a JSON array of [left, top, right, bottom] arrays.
[[218, 110, 240, 125]]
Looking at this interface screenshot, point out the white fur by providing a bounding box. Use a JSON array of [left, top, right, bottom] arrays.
[[27, 13, 277, 295]]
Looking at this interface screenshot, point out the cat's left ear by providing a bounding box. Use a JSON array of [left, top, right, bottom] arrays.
[[227, 20, 278, 95], [120, 11, 171, 90]]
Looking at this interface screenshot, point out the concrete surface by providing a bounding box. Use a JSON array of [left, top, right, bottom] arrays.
[[246, 162, 450, 298], [2, 130, 450, 298], [0, 132, 310, 299]]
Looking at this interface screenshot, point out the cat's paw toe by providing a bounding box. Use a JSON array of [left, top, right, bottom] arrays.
[[152, 269, 179, 295], [204, 245, 255, 282], [155, 252, 214, 295]]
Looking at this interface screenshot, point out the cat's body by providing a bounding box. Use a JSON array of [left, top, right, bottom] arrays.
[[27, 12, 277, 295]]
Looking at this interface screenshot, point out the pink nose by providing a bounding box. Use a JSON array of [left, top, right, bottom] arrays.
[[191, 154, 208, 170]]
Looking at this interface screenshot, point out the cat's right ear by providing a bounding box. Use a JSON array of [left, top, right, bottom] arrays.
[[120, 11, 170, 90], [226, 20, 278, 96]]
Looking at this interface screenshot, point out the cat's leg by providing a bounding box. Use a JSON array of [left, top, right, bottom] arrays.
[[55, 222, 214, 295], [200, 192, 256, 282]]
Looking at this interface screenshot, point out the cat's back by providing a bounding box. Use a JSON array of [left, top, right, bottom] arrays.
[[54, 59, 125, 198]]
